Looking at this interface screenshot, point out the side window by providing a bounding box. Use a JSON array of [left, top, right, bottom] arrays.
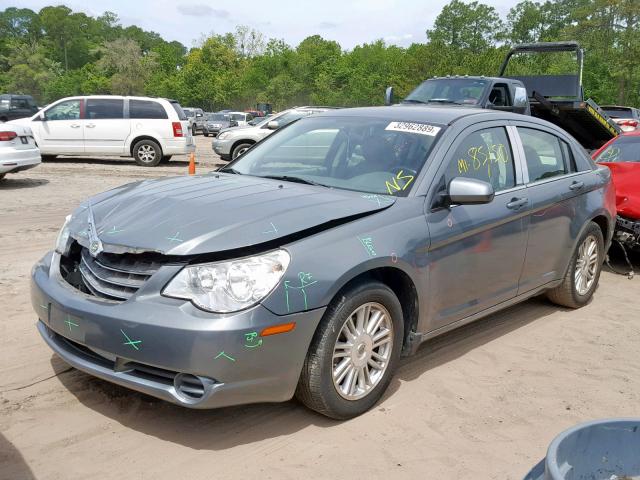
[[86, 99, 124, 120], [489, 84, 512, 107], [11, 98, 29, 109], [444, 127, 515, 192], [560, 141, 577, 172], [45, 100, 81, 121], [129, 100, 168, 119], [518, 128, 567, 182]]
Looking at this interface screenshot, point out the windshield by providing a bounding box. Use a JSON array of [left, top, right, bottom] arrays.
[[404, 78, 488, 105], [207, 113, 229, 121], [595, 136, 640, 163], [183, 108, 193, 117], [223, 116, 445, 196], [230, 113, 245, 121]]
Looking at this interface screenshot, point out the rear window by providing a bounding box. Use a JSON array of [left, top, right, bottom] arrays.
[[170, 101, 187, 120], [86, 99, 124, 119], [595, 136, 640, 163], [602, 108, 633, 119], [129, 100, 168, 119]]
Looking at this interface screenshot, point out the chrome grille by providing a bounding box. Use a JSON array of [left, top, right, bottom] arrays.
[[77, 248, 160, 301]]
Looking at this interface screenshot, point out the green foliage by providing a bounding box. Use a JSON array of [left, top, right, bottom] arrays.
[[0, 1, 638, 109]]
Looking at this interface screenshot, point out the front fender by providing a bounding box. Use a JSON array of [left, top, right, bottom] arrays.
[[261, 199, 429, 316]]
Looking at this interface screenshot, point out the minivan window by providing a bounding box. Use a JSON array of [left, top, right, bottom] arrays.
[[519, 128, 567, 182], [226, 116, 444, 196], [129, 100, 168, 119], [170, 101, 187, 120], [86, 98, 124, 120], [444, 126, 515, 192], [10, 97, 29, 109], [45, 100, 81, 121]]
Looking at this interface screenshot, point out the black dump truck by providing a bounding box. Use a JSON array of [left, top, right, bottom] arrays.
[[387, 41, 621, 151]]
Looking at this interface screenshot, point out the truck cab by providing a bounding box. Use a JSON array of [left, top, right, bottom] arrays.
[[387, 76, 530, 115]]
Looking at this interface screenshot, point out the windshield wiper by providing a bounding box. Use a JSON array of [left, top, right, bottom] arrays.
[[219, 167, 243, 174], [402, 98, 427, 104], [262, 175, 329, 187], [425, 99, 463, 105]]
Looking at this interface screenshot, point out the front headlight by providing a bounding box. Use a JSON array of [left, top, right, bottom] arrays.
[[217, 131, 230, 140], [55, 214, 72, 255], [163, 250, 290, 313]]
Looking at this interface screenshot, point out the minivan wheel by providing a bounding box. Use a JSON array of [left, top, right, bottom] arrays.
[[547, 222, 604, 309], [296, 281, 403, 419], [232, 143, 252, 159], [133, 140, 162, 167]]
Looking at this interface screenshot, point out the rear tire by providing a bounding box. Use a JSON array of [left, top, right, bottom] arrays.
[[547, 222, 604, 308], [133, 139, 162, 167], [296, 281, 404, 419], [203, 131, 209, 137], [232, 142, 253, 159], [41, 155, 57, 162]]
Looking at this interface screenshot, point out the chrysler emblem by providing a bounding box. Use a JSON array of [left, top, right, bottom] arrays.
[[87, 204, 104, 257]]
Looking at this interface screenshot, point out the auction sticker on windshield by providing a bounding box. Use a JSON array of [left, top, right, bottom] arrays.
[[385, 121, 441, 136]]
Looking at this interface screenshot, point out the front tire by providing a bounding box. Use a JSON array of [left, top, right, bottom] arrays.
[[133, 139, 162, 167], [296, 281, 404, 419], [547, 222, 604, 308], [232, 142, 253, 159]]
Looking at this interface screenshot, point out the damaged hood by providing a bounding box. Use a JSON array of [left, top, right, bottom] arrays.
[[68, 173, 395, 255], [601, 162, 640, 220]]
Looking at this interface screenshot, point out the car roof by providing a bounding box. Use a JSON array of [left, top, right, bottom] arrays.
[[313, 105, 504, 124]]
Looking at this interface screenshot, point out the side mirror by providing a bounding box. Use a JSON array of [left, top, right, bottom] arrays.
[[267, 120, 279, 130], [36, 111, 45, 121], [385, 86, 394, 106], [448, 177, 495, 205]]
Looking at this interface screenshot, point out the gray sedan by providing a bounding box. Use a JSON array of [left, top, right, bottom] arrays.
[[31, 106, 615, 419]]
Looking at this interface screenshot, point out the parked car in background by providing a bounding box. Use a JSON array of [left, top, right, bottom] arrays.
[[600, 106, 640, 132], [9, 95, 194, 167], [32, 106, 615, 420], [244, 110, 263, 118], [212, 106, 337, 160], [0, 123, 41, 181], [229, 111, 254, 126], [0, 94, 39, 122], [182, 107, 204, 135], [593, 131, 640, 252], [202, 113, 237, 137]]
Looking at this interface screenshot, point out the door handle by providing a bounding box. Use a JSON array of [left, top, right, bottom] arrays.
[[569, 181, 584, 191], [70, 124, 81, 128], [86, 123, 96, 128], [506, 197, 528, 210]]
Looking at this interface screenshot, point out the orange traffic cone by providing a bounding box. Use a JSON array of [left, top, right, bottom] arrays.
[[188, 152, 196, 175]]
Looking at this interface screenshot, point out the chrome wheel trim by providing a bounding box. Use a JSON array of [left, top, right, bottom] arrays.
[[137, 144, 156, 163], [332, 302, 393, 401], [574, 234, 599, 296]]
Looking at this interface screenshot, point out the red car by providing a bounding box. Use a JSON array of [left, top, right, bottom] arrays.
[[593, 131, 640, 254]]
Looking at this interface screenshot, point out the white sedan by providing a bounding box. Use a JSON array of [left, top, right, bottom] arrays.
[[0, 124, 41, 181]]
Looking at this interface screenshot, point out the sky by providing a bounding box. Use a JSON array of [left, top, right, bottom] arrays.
[[2, 0, 520, 49]]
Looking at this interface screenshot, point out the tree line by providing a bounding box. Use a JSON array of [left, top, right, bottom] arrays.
[[0, 0, 638, 111]]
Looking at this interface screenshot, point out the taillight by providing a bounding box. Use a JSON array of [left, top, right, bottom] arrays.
[[0, 131, 17, 141], [172, 122, 184, 137]]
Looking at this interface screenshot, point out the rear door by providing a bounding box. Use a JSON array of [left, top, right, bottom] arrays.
[[513, 123, 595, 292], [84, 98, 129, 154], [38, 99, 84, 154], [425, 123, 529, 330]]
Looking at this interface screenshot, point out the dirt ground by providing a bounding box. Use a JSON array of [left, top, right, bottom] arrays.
[[1, 135, 639, 479]]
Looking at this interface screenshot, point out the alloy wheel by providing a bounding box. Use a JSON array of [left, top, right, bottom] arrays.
[[574, 234, 599, 295], [332, 302, 394, 400], [137, 144, 156, 163]]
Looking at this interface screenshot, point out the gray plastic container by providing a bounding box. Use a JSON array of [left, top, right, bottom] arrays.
[[524, 418, 640, 480]]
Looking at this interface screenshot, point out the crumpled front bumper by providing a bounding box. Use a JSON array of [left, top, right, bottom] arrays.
[[31, 251, 325, 409]]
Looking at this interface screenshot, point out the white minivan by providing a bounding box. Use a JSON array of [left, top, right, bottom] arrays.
[[10, 96, 195, 167]]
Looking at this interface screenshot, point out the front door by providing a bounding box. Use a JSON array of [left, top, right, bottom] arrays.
[[84, 98, 129, 154], [425, 124, 529, 331], [37, 99, 84, 154]]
